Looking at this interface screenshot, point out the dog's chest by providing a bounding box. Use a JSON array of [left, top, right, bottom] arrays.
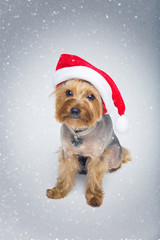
[[61, 129, 104, 157], [60, 116, 112, 158]]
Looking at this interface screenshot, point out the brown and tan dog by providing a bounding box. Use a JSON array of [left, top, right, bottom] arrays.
[[46, 79, 131, 207]]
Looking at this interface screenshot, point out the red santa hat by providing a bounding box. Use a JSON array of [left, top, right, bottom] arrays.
[[53, 54, 129, 134]]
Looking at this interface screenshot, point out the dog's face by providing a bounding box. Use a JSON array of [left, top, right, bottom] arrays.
[[54, 79, 103, 129]]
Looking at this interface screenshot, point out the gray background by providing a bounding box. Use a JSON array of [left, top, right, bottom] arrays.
[[0, 0, 160, 240]]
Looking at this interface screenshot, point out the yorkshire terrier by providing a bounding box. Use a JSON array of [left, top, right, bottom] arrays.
[[46, 78, 131, 207]]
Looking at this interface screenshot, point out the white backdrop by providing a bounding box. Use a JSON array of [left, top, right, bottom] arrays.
[[0, 0, 160, 240]]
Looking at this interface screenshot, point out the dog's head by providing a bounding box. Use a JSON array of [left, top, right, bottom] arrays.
[[54, 79, 103, 129]]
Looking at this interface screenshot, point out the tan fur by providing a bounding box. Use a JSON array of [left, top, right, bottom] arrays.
[[47, 79, 131, 207], [122, 147, 132, 164], [85, 157, 108, 207], [46, 149, 80, 199], [54, 79, 103, 128]]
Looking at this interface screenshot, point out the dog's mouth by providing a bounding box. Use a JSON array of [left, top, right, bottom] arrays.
[[63, 115, 81, 120], [62, 115, 89, 127]]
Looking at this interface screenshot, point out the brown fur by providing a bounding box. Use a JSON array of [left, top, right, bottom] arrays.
[[47, 79, 131, 207], [47, 149, 80, 199], [54, 79, 103, 128]]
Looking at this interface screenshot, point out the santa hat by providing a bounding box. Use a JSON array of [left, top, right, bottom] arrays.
[[53, 54, 129, 134]]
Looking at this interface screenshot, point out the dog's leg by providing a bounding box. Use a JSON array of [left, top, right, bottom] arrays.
[[85, 157, 108, 207], [46, 150, 80, 199], [103, 146, 123, 172], [103, 147, 131, 172]]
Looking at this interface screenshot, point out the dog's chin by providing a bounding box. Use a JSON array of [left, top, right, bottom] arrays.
[[62, 115, 93, 129]]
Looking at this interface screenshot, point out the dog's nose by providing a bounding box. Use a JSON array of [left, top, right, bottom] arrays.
[[70, 108, 80, 117]]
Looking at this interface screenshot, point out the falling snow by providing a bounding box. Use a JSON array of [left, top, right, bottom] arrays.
[[0, 0, 160, 240]]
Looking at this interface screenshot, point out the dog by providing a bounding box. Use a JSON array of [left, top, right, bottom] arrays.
[[46, 78, 131, 207]]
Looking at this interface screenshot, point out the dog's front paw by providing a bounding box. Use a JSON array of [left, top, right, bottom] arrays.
[[86, 188, 103, 207], [46, 187, 63, 199], [87, 196, 103, 207]]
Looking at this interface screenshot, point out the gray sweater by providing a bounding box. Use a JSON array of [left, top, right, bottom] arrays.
[[60, 114, 122, 160]]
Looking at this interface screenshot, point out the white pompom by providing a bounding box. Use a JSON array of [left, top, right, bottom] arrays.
[[115, 115, 129, 134]]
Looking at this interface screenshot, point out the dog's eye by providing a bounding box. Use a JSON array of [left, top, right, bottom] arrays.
[[86, 94, 95, 101], [66, 90, 73, 97]]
